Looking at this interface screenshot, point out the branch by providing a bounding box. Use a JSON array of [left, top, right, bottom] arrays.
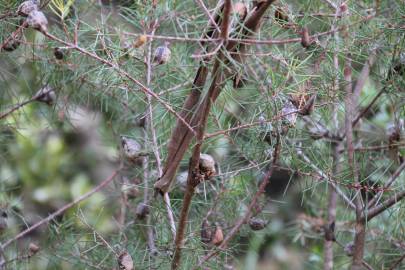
[[367, 161, 405, 208], [2, 168, 120, 250], [323, 143, 342, 270], [295, 145, 356, 209], [388, 253, 405, 270], [155, 0, 276, 194], [41, 31, 197, 137], [352, 50, 377, 108], [221, 0, 232, 41], [361, 189, 405, 222], [194, 136, 281, 269]]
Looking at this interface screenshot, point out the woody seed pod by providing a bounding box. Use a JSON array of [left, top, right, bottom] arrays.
[[28, 243, 40, 255], [301, 27, 311, 48], [17, 0, 38, 17], [27, 10, 48, 32], [274, 7, 289, 24], [281, 101, 297, 126], [233, 2, 247, 18], [153, 41, 171, 65], [199, 153, 216, 179], [54, 47, 64, 60], [339, 3, 348, 15], [201, 219, 212, 244], [118, 250, 134, 270], [323, 221, 336, 241], [0, 210, 7, 234], [121, 136, 143, 161], [135, 202, 149, 220], [2, 36, 21, 52], [248, 218, 267, 231], [289, 94, 316, 116], [211, 223, 223, 246], [33, 86, 56, 105], [133, 35, 147, 48]]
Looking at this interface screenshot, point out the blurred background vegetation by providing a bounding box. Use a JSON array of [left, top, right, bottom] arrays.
[[0, 0, 404, 269]]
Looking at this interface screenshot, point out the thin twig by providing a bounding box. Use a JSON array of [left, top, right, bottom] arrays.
[[41, 31, 197, 136], [2, 168, 121, 250], [194, 136, 281, 269], [388, 253, 405, 270], [361, 189, 405, 222], [295, 145, 356, 209], [367, 161, 405, 208]]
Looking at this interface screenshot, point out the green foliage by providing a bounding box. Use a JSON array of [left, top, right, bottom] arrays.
[[1, 0, 404, 269]]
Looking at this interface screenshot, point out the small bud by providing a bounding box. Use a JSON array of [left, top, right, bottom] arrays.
[[118, 251, 134, 270], [289, 94, 316, 116], [339, 3, 348, 15], [224, 264, 235, 270], [344, 242, 355, 256], [135, 202, 149, 220], [323, 221, 336, 241], [274, 7, 289, 24], [249, 218, 267, 231], [153, 41, 171, 65], [211, 223, 223, 246], [121, 177, 140, 199], [121, 137, 143, 161], [301, 27, 312, 48], [301, 95, 316, 115], [233, 2, 247, 18], [134, 115, 146, 128], [232, 73, 247, 88], [281, 101, 297, 126], [199, 153, 216, 179], [201, 219, 212, 244], [133, 35, 147, 48], [33, 86, 56, 105], [2, 36, 21, 52], [17, 0, 38, 17], [54, 47, 64, 60], [27, 10, 48, 32], [0, 210, 8, 234], [28, 243, 40, 255]]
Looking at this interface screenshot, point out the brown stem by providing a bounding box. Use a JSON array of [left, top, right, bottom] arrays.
[[352, 51, 377, 108], [388, 253, 405, 270], [155, 0, 276, 194], [323, 143, 342, 270], [171, 48, 225, 270], [41, 31, 196, 137], [194, 137, 281, 269], [360, 189, 405, 222], [367, 161, 405, 208], [344, 55, 366, 270], [221, 0, 232, 40]]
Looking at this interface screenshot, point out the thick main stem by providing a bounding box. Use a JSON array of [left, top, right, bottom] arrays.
[[323, 143, 341, 270]]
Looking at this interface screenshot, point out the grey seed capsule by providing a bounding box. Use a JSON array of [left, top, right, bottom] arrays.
[[17, 0, 38, 17], [27, 10, 48, 32], [121, 136, 142, 161], [199, 153, 216, 179], [2, 36, 21, 52], [117, 250, 134, 270], [249, 218, 267, 231], [33, 86, 56, 105], [135, 202, 149, 220], [153, 41, 171, 65]]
